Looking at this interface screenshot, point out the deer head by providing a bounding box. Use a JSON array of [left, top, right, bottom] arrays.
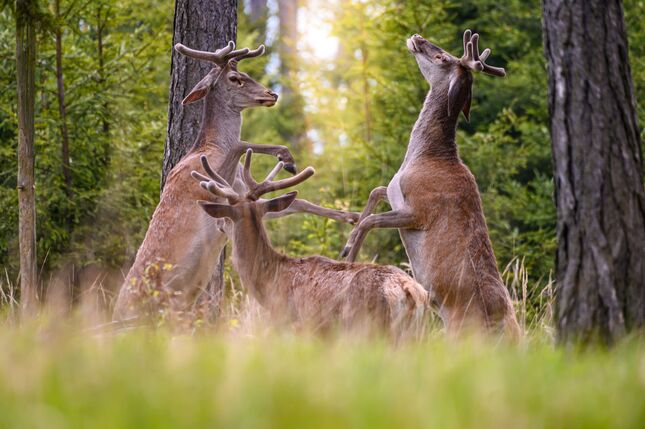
[[175, 41, 278, 110], [406, 30, 505, 121], [191, 149, 314, 222]]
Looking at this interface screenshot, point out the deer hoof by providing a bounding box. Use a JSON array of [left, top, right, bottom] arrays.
[[340, 246, 350, 258], [284, 163, 297, 175]]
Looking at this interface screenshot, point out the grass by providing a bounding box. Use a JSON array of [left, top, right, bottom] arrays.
[[0, 324, 644, 429], [0, 260, 642, 428]]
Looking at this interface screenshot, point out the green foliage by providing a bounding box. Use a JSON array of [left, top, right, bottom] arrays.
[[0, 328, 644, 428], [0, 0, 171, 276]]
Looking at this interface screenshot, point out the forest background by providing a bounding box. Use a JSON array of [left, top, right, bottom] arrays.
[[0, 0, 642, 323]]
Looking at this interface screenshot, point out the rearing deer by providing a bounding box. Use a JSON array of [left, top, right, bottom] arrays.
[[192, 150, 428, 338], [113, 42, 356, 321], [341, 31, 520, 339]]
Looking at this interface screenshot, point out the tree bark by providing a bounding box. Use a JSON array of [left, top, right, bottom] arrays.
[[543, 0, 645, 344], [162, 0, 237, 190], [16, 0, 38, 313], [97, 2, 110, 136], [277, 0, 306, 150], [163, 0, 237, 320], [54, 0, 72, 198], [248, 0, 267, 24]]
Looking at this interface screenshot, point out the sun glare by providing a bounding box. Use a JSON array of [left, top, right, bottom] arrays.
[[298, 0, 339, 61]]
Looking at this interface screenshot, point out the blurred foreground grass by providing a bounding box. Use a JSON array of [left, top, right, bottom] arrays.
[[0, 326, 644, 429]]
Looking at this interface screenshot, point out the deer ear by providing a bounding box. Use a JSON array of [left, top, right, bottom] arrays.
[[261, 192, 298, 214], [198, 201, 240, 220], [447, 75, 472, 122], [182, 71, 217, 105]]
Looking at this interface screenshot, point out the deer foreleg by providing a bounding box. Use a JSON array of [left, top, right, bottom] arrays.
[[264, 198, 360, 224], [357, 186, 389, 224], [237, 141, 297, 174], [341, 210, 417, 262]]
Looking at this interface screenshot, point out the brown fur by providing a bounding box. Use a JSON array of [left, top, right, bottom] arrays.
[[343, 33, 521, 339], [113, 43, 289, 320], [197, 158, 428, 338], [114, 42, 359, 321]]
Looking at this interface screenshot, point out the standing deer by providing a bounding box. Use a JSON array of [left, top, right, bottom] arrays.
[[341, 31, 521, 339], [192, 150, 428, 338], [114, 42, 356, 321]]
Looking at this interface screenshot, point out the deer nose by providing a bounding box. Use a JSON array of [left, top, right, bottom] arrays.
[[266, 90, 278, 100]]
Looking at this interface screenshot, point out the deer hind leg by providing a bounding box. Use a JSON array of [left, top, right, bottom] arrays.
[[341, 210, 417, 262], [264, 198, 360, 224]]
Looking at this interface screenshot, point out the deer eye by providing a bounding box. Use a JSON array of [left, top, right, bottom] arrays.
[[435, 54, 443, 60], [228, 74, 244, 86]]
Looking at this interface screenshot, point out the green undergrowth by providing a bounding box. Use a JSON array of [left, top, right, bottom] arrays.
[[0, 325, 643, 429]]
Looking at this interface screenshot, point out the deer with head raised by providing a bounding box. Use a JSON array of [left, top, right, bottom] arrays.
[[193, 150, 427, 338], [113, 42, 357, 321], [341, 31, 520, 339]]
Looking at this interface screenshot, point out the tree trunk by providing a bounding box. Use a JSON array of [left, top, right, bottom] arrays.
[[277, 0, 306, 150], [97, 3, 110, 136], [54, 0, 72, 198], [248, 0, 267, 24], [163, 0, 237, 320], [542, 0, 645, 344], [16, 0, 38, 313], [162, 0, 237, 189]]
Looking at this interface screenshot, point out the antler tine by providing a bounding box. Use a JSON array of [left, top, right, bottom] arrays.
[[460, 29, 483, 72], [470, 33, 506, 77], [463, 29, 472, 55], [250, 167, 315, 200], [197, 180, 240, 203], [233, 44, 265, 61], [241, 149, 258, 190], [174, 41, 232, 63], [200, 155, 229, 186], [264, 161, 285, 182], [241, 149, 314, 200]]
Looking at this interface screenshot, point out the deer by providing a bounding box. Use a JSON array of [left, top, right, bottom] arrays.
[[341, 30, 521, 339], [192, 149, 428, 338], [113, 42, 357, 322]]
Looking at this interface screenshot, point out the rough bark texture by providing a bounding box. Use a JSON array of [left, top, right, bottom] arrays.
[[162, 0, 237, 190], [16, 0, 38, 312], [543, 0, 645, 344]]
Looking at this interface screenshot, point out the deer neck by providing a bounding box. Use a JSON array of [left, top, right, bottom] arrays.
[[404, 81, 459, 162], [192, 87, 242, 153], [230, 213, 285, 306]]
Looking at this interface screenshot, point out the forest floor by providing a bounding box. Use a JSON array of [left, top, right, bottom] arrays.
[[0, 317, 644, 429]]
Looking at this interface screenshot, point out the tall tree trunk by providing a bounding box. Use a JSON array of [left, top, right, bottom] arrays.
[[163, 0, 237, 320], [97, 3, 110, 136], [248, 0, 267, 24], [543, 0, 645, 344], [54, 0, 72, 199], [162, 0, 237, 189], [16, 0, 38, 313], [277, 0, 306, 150]]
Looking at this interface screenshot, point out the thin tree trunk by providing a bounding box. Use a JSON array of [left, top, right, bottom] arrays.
[[248, 0, 267, 24], [54, 0, 72, 198], [162, 0, 237, 189], [543, 0, 645, 344], [97, 3, 110, 136], [163, 0, 237, 320], [16, 0, 38, 313], [277, 0, 306, 150]]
